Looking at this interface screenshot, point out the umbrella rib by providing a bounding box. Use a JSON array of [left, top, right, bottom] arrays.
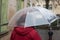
[[35, 7, 50, 24]]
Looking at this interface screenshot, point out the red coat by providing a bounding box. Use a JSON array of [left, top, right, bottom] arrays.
[[10, 26, 42, 40]]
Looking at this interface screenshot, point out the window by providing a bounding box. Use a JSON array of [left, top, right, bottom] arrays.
[[0, 0, 8, 34], [48, 4, 52, 10], [1, 0, 8, 24], [57, 15, 60, 27], [17, 0, 24, 11]]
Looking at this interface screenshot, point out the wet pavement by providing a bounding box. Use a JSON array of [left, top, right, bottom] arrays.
[[0, 31, 11, 40], [0, 29, 60, 40]]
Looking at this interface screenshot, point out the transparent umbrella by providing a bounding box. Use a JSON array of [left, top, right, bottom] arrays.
[[8, 7, 57, 27]]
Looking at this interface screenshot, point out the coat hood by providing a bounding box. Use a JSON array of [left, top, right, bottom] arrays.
[[14, 26, 34, 36]]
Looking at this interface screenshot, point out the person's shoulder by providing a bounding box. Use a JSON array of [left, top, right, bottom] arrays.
[[30, 29, 38, 35]]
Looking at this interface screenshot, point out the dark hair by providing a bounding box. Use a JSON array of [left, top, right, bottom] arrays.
[[16, 14, 26, 26]]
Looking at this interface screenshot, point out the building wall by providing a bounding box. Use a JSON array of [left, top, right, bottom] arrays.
[[8, 0, 17, 21], [34, 0, 60, 14]]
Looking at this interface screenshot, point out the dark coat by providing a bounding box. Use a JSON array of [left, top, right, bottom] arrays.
[[10, 26, 42, 40]]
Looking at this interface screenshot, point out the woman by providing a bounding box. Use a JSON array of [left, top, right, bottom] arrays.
[[10, 14, 42, 40], [10, 26, 42, 40]]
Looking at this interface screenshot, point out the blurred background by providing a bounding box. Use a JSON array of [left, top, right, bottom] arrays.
[[0, 0, 60, 40]]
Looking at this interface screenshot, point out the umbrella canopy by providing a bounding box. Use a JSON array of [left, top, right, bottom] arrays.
[[8, 7, 57, 27]]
